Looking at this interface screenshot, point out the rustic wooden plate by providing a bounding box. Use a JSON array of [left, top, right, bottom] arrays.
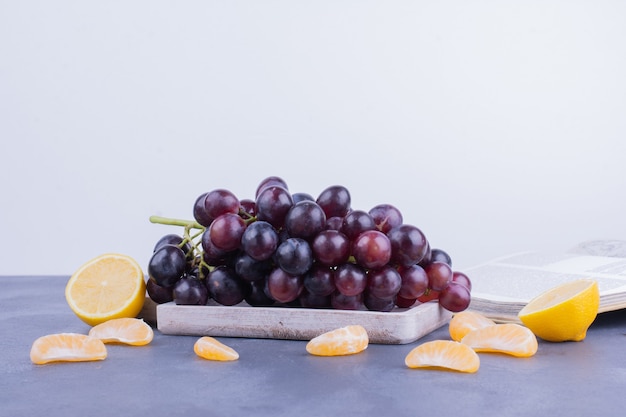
[[152, 300, 452, 344]]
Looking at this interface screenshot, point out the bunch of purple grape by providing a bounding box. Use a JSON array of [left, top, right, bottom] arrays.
[[147, 176, 472, 313]]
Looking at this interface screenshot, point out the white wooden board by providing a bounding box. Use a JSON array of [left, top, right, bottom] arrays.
[[155, 300, 452, 344]]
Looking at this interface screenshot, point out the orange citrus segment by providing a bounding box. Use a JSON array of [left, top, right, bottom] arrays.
[[88, 318, 154, 346], [449, 311, 496, 342], [30, 333, 107, 365], [65, 253, 146, 326], [461, 323, 538, 357], [194, 336, 239, 361], [306, 325, 369, 356], [518, 279, 599, 342], [405, 340, 480, 373]]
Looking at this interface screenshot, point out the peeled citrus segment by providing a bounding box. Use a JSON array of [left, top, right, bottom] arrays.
[[30, 333, 107, 365], [405, 340, 480, 373], [194, 336, 239, 361], [518, 279, 599, 342], [461, 323, 538, 357], [65, 253, 146, 326], [449, 311, 496, 342], [88, 318, 154, 346], [306, 325, 369, 356]]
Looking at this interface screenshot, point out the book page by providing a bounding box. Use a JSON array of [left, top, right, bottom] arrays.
[[466, 251, 626, 304]]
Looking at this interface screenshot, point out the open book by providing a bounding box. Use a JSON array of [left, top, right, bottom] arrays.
[[465, 240, 626, 322]]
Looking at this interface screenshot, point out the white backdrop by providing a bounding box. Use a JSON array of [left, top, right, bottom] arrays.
[[1, 1, 625, 275]]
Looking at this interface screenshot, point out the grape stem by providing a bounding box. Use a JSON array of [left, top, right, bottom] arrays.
[[149, 215, 204, 230]]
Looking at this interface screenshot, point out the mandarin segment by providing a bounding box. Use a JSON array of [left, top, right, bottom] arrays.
[[30, 333, 107, 365], [449, 311, 496, 342], [65, 253, 146, 326], [88, 318, 154, 346], [306, 325, 369, 356], [194, 336, 239, 361], [461, 323, 538, 357], [404, 340, 480, 373]]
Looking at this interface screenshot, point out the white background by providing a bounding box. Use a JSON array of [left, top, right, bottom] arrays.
[[1, 1, 625, 276]]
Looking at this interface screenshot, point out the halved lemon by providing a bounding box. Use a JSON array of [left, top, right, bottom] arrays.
[[65, 253, 146, 326], [518, 279, 599, 342]]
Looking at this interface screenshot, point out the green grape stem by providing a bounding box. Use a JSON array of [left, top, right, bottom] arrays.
[[149, 215, 205, 230]]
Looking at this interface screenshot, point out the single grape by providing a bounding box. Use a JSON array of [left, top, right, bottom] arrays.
[[284, 200, 327, 240], [438, 282, 471, 312], [274, 237, 314, 276], [208, 213, 246, 252], [173, 275, 209, 305], [325, 216, 344, 231], [452, 271, 472, 291], [430, 248, 452, 267], [364, 292, 396, 312], [206, 266, 249, 306], [239, 199, 257, 218], [193, 192, 212, 226], [234, 252, 273, 282], [368, 204, 403, 234], [351, 230, 391, 269], [387, 224, 429, 267], [245, 279, 276, 307], [424, 261, 453, 291], [292, 192, 315, 204], [153, 233, 191, 256], [316, 185, 351, 218], [417, 289, 440, 303], [267, 267, 303, 303], [303, 264, 336, 296], [311, 229, 350, 267], [330, 291, 365, 310], [146, 277, 174, 304], [366, 265, 402, 300], [256, 176, 289, 198], [148, 244, 187, 288], [241, 220, 279, 261], [202, 189, 240, 224], [395, 294, 417, 308], [334, 263, 367, 297], [341, 210, 376, 240], [397, 264, 429, 299], [298, 289, 332, 309], [256, 186, 294, 228]]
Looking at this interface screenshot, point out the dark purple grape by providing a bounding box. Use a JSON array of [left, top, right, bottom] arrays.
[[395, 294, 417, 308], [316, 185, 351, 218], [146, 277, 174, 304], [430, 248, 452, 267], [334, 263, 367, 296], [206, 266, 249, 306], [387, 224, 429, 267], [366, 265, 401, 300], [325, 216, 344, 231], [148, 244, 187, 288], [397, 264, 429, 299], [193, 192, 212, 226], [368, 204, 403, 234], [267, 267, 303, 303], [364, 292, 396, 312], [331, 291, 365, 310], [311, 230, 350, 267], [292, 192, 315, 204], [201, 189, 240, 224], [424, 261, 453, 291], [438, 282, 471, 312], [452, 271, 472, 291], [241, 220, 279, 261], [153, 234, 191, 255], [303, 264, 336, 296], [256, 176, 289, 198], [284, 200, 327, 240], [256, 186, 294, 228], [274, 238, 314, 276], [341, 210, 376, 240], [351, 230, 391, 269], [208, 213, 246, 251], [173, 276, 209, 305], [234, 252, 272, 282], [239, 199, 256, 218], [201, 230, 230, 265], [298, 289, 331, 308], [245, 280, 276, 307]]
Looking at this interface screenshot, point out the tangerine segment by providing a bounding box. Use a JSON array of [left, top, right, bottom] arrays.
[[88, 318, 154, 346], [306, 325, 369, 356], [405, 340, 480, 373], [449, 311, 496, 342], [65, 253, 146, 326], [194, 337, 239, 361], [30, 333, 107, 365], [461, 323, 538, 357]]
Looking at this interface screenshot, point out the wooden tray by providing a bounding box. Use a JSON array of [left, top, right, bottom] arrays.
[[152, 300, 452, 344]]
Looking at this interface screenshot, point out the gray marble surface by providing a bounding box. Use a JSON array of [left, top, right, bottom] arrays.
[[2, 273, 626, 417]]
